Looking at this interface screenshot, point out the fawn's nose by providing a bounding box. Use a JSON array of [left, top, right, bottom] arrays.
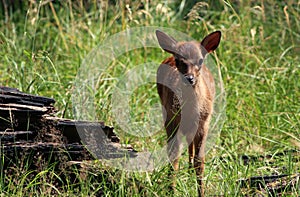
[[184, 74, 195, 85]]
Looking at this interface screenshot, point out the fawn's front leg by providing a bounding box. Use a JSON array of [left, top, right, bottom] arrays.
[[167, 132, 182, 191], [194, 154, 205, 197], [194, 128, 208, 197], [165, 114, 182, 192]]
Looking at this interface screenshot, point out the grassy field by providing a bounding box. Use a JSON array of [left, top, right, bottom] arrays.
[[0, 0, 299, 196]]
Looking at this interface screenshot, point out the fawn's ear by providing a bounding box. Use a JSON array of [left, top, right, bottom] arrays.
[[156, 30, 178, 54], [201, 31, 221, 54]]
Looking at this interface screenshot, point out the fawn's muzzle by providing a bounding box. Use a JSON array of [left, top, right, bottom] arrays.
[[183, 74, 196, 85]]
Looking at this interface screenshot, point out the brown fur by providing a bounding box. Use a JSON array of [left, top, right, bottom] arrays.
[[156, 30, 221, 196]]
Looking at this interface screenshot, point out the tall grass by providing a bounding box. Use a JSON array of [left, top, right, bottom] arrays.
[[0, 0, 299, 196]]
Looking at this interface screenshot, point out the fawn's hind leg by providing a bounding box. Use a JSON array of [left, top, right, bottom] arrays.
[[188, 141, 195, 169]]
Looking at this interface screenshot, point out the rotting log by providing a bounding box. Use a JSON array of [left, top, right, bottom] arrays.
[[0, 86, 136, 172]]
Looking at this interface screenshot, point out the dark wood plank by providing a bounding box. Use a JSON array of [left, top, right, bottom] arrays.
[[0, 130, 35, 142], [0, 86, 55, 106]]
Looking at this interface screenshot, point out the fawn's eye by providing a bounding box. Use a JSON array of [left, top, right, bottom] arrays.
[[198, 58, 203, 65]]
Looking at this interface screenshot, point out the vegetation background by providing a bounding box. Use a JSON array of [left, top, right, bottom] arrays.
[[0, 0, 299, 196]]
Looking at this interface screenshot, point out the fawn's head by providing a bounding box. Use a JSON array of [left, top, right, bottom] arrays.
[[156, 30, 221, 86]]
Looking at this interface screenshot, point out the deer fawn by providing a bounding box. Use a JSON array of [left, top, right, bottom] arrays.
[[156, 30, 221, 196]]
